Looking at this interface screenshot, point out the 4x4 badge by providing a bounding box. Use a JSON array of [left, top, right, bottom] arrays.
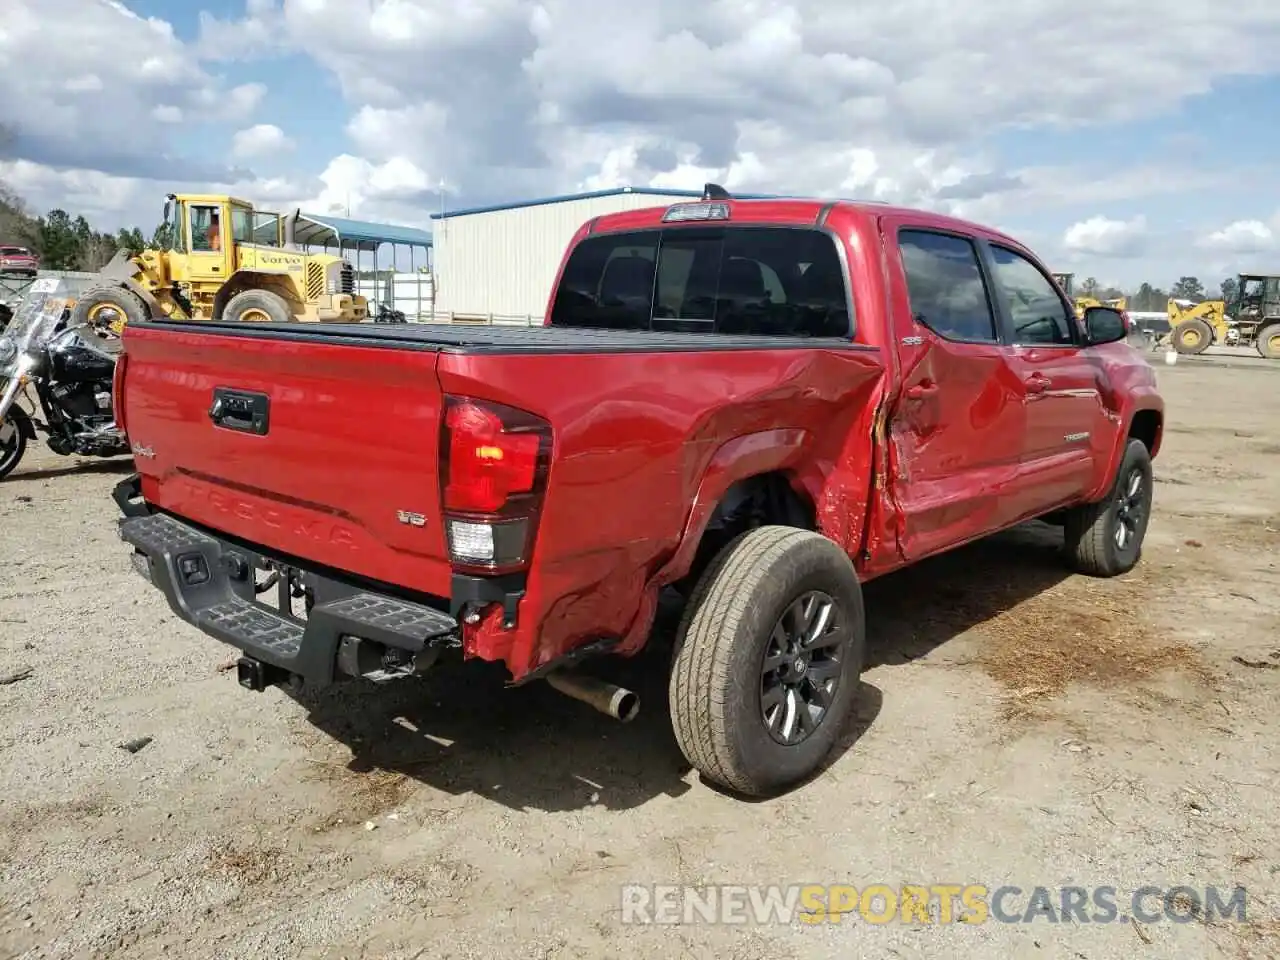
[[396, 510, 426, 527]]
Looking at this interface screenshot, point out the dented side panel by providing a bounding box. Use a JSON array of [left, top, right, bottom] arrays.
[[867, 214, 1029, 571]]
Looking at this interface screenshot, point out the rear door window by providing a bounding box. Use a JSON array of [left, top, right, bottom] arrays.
[[551, 226, 852, 338], [897, 230, 999, 343]]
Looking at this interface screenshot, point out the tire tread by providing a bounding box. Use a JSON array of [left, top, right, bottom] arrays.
[[1064, 438, 1150, 577], [670, 525, 830, 794]]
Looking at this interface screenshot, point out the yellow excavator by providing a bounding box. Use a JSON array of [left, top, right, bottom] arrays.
[[69, 193, 368, 333], [1168, 273, 1280, 359]]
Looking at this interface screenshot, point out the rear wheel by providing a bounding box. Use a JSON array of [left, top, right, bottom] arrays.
[[669, 526, 865, 797], [1172, 318, 1213, 355], [223, 289, 292, 323], [0, 406, 30, 480], [1062, 438, 1153, 577], [1256, 323, 1280, 360], [70, 285, 149, 334]]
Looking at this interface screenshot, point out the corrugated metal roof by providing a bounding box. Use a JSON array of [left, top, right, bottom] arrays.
[[431, 185, 781, 220], [294, 213, 433, 250]]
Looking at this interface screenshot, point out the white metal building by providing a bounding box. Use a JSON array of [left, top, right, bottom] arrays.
[[428, 186, 735, 322]]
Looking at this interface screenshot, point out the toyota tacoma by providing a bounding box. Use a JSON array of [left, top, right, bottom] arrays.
[[111, 186, 1164, 796]]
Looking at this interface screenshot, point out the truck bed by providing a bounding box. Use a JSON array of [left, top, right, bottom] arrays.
[[116, 318, 886, 680], [125, 319, 864, 355]]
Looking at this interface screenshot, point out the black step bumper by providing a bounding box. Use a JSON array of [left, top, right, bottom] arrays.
[[116, 506, 459, 689]]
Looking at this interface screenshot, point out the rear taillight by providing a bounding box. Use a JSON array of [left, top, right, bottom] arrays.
[[440, 395, 551, 574]]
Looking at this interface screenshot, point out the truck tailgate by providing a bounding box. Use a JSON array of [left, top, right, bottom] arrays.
[[119, 323, 453, 596]]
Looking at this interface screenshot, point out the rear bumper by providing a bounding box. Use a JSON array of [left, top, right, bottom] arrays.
[[115, 480, 459, 689]]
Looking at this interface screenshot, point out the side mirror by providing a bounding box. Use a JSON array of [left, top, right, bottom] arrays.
[[1083, 306, 1127, 345]]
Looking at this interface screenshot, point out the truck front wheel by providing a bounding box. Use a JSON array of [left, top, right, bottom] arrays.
[[1062, 438, 1153, 577], [669, 526, 866, 797]]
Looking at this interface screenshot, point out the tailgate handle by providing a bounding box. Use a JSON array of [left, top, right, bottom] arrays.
[[209, 388, 270, 435]]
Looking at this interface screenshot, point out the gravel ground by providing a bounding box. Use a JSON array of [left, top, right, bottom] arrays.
[[1, 355, 1278, 960]]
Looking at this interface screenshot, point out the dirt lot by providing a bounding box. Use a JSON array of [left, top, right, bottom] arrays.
[[1, 355, 1278, 960]]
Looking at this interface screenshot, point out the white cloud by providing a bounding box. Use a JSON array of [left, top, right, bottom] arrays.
[[0, 0, 263, 182], [230, 124, 295, 160], [1062, 215, 1149, 258], [0, 158, 315, 233], [196, 0, 289, 61], [304, 154, 439, 223], [212, 0, 1280, 225], [1199, 218, 1277, 255], [151, 105, 183, 124], [6, 0, 1280, 289]]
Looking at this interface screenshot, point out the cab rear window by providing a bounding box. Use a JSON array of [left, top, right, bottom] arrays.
[[550, 226, 853, 338]]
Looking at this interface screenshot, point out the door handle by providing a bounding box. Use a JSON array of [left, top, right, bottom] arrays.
[[1024, 373, 1051, 394], [905, 382, 938, 401]]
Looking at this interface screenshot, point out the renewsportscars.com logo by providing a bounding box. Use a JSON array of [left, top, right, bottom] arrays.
[[620, 883, 1250, 926]]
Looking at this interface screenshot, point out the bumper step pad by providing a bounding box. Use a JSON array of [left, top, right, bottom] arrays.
[[119, 510, 457, 687]]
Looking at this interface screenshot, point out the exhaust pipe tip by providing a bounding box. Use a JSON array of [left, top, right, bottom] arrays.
[[608, 687, 641, 723], [546, 670, 640, 723]]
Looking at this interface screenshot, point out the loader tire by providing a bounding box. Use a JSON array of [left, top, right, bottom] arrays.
[[1256, 323, 1280, 360], [1062, 438, 1153, 578], [70, 285, 149, 334], [223, 289, 292, 324], [1172, 318, 1212, 355], [668, 526, 865, 797]]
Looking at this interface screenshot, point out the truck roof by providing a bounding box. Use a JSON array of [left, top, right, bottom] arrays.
[[584, 195, 1025, 248]]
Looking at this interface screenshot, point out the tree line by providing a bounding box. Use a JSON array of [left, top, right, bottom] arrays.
[[1073, 275, 1239, 312], [1, 181, 167, 273]]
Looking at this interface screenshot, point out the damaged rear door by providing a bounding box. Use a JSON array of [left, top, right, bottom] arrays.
[[878, 220, 1027, 561]]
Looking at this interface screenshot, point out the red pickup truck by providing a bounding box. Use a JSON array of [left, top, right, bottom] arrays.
[[0, 245, 38, 278], [111, 187, 1163, 796]]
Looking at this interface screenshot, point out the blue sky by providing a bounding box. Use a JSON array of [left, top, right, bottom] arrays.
[[3, 0, 1280, 291]]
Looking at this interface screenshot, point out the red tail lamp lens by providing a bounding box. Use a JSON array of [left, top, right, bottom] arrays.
[[443, 400, 543, 513]]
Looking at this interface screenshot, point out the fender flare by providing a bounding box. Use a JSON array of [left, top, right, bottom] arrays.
[[652, 427, 811, 586], [1090, 404, 1162, 502]]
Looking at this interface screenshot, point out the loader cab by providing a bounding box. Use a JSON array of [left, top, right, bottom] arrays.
[[1233, 274, 1280, 321], [169, 195, 251, 287], [1052, 272, 1075, 298]]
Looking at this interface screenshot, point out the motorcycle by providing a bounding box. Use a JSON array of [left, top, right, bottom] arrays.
[[372, 303, 408, 323], [0, 279, 129, 480]]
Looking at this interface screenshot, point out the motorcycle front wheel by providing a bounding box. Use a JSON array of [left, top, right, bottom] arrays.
[[0, 406, 29, 480]]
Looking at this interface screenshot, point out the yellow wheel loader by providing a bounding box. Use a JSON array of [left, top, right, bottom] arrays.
[[1072, 295, 1127, 318], [1051, 275, 1128, 319], [1168, 273, 1280, 359], [70, 194, 368, 334]]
